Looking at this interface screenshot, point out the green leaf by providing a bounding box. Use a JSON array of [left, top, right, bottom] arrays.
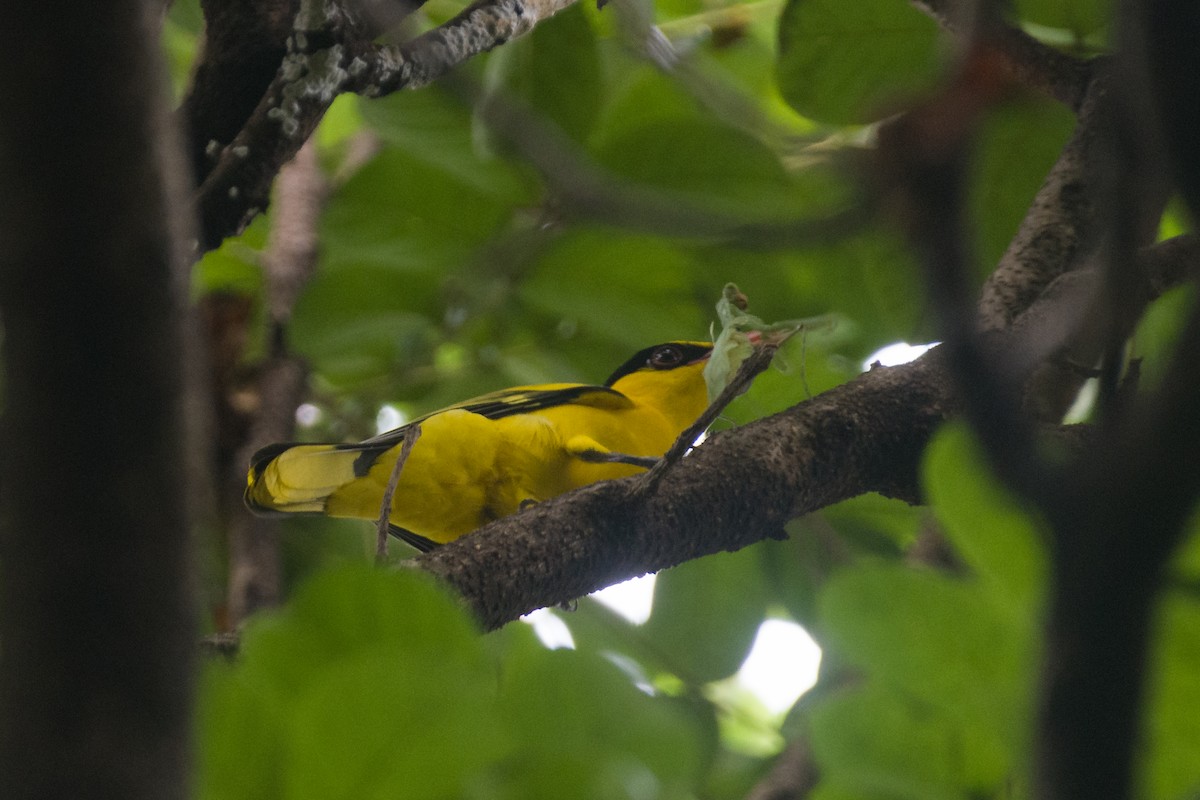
[[192, 215, 267, 297], [1142, 595, 1200, 800], [643, 546, 770, 683], [496, 647, 704, 799], [290, 278, 438, 387], [196, 566, 505, 800], [1013, 0, 1109, 37], [821, 564, 1032, 734], [713, 330, 857, 429], [591, 118, 803, 219], [319, 147, 522, 273], [809, 681, 1005, 800], [358, 85, 529, 198], [482, 4, 603, 143], [289, 141, 529, 386], [518, 227, 711, 347], [196, 666, 288, 800], [970, 98, 1076, 274], [590, 63, 711, 151], [923, 423, 1049, 611], [849, 230, 929, 343], [776, 0, 943, 125], [1131, 284, 1196, 392], [816, 565, 1030, 796], [763, 494, 924, 625], [815, 443, 1048, 795]]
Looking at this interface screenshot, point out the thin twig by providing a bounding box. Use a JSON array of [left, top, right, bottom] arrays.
[[639, 343, 779, 494], [375, 423, 422, 564]]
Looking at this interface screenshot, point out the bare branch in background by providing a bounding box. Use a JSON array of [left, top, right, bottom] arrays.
[[472, 85, 873, 247], [224, 140, 328, 626]]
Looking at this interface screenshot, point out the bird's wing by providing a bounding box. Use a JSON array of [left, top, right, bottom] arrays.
[[356, 384, 632, 448], [249, 384, 635, 490]]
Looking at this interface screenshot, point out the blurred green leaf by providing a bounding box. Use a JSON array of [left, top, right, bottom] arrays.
[[592, 118, 805, 219], [357, 85, 531, 198], [319, 147, 523, 273], [714, 331, 857, 429], [1012, 0, 1109, 37], [290, 140, 531, 386], [803, 425, 1050, 798], [763, 493, 925, 624], [776, 0, 943, 125], [1131, 284, 1196, 392], [316, 93, 366, 152], [495, 647, 704, 799], [815, 565, 1028, 796], [518, 227, 711, 348], [163, 0, 203, 97], [1143, 594, 1200, 800], [590, 63, 711, 150], [923, 424, 1049, 611], [643, 546, 770, 683], [970, 98, 1075, 274], [809, 681, 1006, 800], [820, 563, 1032, 733], [197, 566, 504, 800], [192, 215, 267, 297], [483, 4, 603, 143]]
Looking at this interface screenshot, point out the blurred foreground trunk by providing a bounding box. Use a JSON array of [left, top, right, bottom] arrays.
[[0, 1, 197, 798]]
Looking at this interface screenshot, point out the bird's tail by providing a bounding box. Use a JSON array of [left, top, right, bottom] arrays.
[[244, 440, 390, 515]]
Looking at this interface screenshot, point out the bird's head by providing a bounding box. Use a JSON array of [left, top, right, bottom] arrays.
[[604, 341, 714, 427]]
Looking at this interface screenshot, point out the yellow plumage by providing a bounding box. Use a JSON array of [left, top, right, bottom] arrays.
[[245, 341, 713, 550]]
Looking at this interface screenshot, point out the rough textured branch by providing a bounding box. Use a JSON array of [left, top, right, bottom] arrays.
[[195, 0, 579, 249]]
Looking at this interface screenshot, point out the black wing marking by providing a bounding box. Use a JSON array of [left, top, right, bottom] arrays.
[[251, 384, 631, 480], [356, 384, 630, 450], [388, 524, 440, 553]]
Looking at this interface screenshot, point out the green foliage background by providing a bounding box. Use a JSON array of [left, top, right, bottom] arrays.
[[173, 0, 1200, 796]]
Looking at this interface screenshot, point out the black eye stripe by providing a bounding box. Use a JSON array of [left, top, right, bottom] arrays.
[[603, 341, 713, 386]]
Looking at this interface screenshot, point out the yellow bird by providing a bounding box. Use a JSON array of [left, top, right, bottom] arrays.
[[245, 341, 713, 551]]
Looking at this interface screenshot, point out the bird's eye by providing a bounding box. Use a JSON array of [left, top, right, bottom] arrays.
[[648, 345, 684, 369]]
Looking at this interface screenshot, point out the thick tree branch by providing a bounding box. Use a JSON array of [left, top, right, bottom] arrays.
[[180, 0, 298, 186]]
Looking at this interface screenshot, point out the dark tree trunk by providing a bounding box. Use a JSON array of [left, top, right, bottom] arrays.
[[0, 2, 196, 798]]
